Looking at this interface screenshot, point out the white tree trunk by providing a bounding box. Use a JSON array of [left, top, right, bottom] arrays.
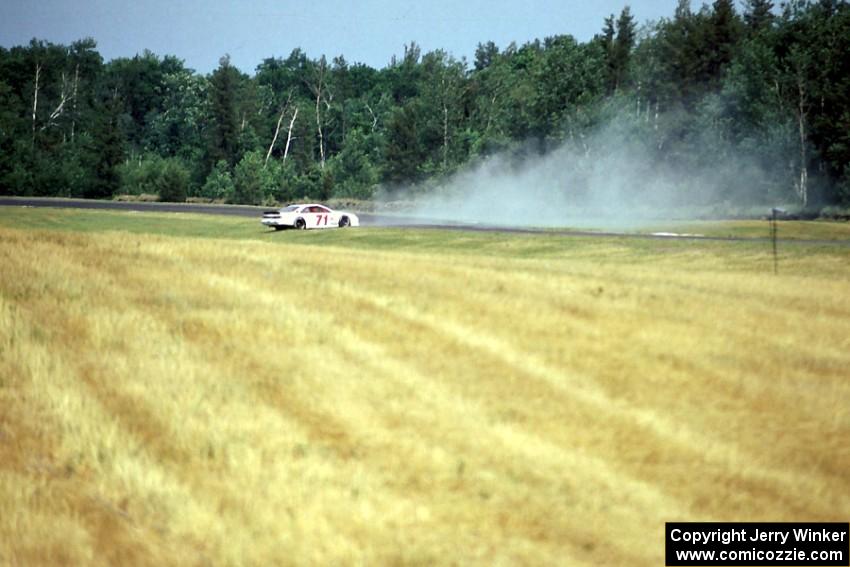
[[32, 63, 41, 144], [635, 82, 641, 119], [265, 108, 286, 167], [796, 78, 808, 207], [365, 102, 378, 132], [315, 89, 325, 169], [70, 64, 79, 142], [265, 94, 292, 167], [443, 104, 449, 170], [654, 101, 659, 131], [307, 59, 328, 170], [283, 107, 299, 165], [42, 72, 70, 131]]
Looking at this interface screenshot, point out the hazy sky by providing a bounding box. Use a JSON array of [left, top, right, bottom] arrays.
[[1, 0, 681, 74]]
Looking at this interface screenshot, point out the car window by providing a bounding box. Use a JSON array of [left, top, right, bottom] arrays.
[[315, 205, 331, 213], [282, 205, 299, 212]]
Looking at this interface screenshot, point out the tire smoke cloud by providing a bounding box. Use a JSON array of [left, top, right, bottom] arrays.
[[385, 115, 784, 230]]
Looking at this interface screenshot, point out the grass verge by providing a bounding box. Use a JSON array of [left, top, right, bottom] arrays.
[[0, 207, 848, 565]]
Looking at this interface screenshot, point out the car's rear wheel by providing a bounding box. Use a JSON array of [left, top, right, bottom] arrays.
[[339, 216, 350, 228], [295, 218, 306, 230]]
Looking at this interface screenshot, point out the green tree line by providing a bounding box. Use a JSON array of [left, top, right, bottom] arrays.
[[1, 0, 848, 207]]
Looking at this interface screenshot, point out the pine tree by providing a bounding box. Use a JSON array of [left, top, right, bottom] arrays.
[[208, 55, 240, 168], [383, 103, 423, 184], [602, 14, 617, 93], [613, 6, 637, 91], [707, 0, 743, 85], [85, 91, 125, 199], [743, 0, 775, 33], [656, 0, 702, 101]]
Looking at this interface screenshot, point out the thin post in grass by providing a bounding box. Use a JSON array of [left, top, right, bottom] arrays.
[[770, 207, 785, 275]]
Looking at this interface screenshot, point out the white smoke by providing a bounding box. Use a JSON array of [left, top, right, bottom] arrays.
[[386, 114, 782, 230]]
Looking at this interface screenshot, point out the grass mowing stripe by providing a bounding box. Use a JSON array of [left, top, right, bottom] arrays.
[[1, 209, 848, 565]]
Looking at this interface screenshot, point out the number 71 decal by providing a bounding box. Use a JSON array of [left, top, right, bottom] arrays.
[[316, 214, 329, 226]]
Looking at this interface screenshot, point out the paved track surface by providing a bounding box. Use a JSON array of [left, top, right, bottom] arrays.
[[2, 196, 848, 246]]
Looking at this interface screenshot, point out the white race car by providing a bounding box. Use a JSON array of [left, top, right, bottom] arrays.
[[261, 203, 360, 230]]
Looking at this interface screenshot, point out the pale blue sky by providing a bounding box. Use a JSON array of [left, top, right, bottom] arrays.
[[2, 0, 684, 74]]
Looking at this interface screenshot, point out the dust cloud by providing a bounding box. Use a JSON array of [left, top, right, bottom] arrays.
[[381, 117, 778, 230]]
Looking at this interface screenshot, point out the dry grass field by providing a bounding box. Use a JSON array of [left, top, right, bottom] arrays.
[[1, 208, 849, 566]]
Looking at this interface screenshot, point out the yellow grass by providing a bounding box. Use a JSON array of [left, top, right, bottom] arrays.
[[1, 220, 849, 566]]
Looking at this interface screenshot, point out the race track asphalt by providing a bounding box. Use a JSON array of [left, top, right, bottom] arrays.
[[1, 196, 847, 246]]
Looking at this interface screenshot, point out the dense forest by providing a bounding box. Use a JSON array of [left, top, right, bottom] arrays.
[[1, 0, 848, 208]]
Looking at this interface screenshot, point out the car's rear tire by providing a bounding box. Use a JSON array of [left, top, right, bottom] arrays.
[[295, 218, 306, 230], [339, 216, 350, 228]]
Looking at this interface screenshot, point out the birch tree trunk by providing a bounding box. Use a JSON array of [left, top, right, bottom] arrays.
[[795, 75, 808, 207], [442, 103, 449, 170], [315, 87, 325, 169], [32, 63, 41, 146], [654, 101, 659, 131], [283, 107, 299, 165], [635, 82, 641, 119], [485, 94, 497, 134], [308, 58, 328, 170], [265, 94, 292, 167], [365, 102, 378, 132], [70, 64, 79, 142], [42, 72, 70, 132]]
